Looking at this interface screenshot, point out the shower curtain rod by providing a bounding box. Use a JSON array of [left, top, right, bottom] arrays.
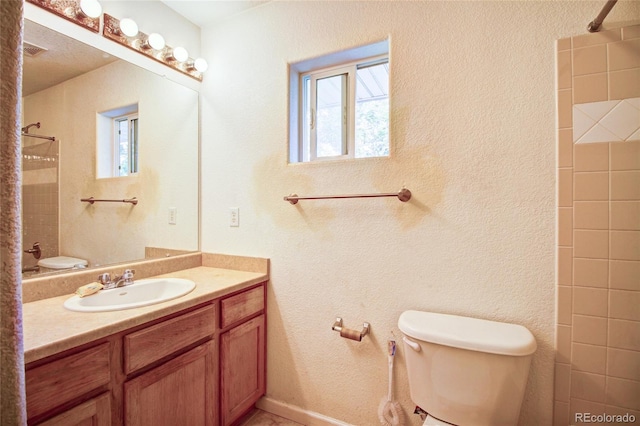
[[21, 132, 55, 141], [588, 0, 618, 32]]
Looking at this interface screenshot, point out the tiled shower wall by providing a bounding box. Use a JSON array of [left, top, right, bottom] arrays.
[[555, 25, 640, 425], [21, 140, 59, 269]]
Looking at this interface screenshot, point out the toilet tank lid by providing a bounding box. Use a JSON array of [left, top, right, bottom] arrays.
[[38, 256, 88, 269], [398, 310, 537, 356]]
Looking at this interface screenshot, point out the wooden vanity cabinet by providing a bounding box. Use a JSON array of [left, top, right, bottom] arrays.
[[25, 282, 266, 426], [125, 341, 216, 426], [220, 315, 265, 426], [220, 286, 266, 426], [38, 393, 111, 426], [123, 304, 217, 426], [25, 342, 112, 425]]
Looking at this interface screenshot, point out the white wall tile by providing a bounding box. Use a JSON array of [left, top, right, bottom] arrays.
[[573, 108, 597, 142], [601, 101, 640, 140], [574, 98, 640, 143], [577, 123, 622, 144], [575, 100, 619, 121]]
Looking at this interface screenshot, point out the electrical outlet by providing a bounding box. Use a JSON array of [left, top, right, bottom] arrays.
[[168, 207, 177, 225], [229, 207, 239, 227]]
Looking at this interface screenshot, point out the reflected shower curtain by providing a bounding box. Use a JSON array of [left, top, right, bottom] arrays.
[[0, 0, 27, 424]]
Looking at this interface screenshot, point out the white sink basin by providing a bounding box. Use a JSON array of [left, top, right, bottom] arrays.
[[63, 278, 196, 312]]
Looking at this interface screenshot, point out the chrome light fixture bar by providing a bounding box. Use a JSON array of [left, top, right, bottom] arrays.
[[27, 0, 102, 33], [102, 14, 206, 81]]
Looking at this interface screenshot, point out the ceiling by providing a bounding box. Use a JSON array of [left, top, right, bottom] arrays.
[[22, 20, 117, 97], [159, 0, 269, 27], [22, 1, 268, 96]]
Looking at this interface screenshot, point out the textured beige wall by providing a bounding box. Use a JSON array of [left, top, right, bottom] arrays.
[[199, 1, 639, 425], [23, 60, 199, 267]]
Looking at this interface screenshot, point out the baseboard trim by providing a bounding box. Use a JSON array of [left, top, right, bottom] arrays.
[[256, 397, 353, 426]]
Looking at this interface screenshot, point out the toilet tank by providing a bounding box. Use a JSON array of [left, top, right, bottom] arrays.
[[398, 311, 537, 426]]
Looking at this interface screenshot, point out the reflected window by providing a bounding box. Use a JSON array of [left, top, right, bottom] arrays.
[[97, 103, 138, 178], [115, 114, 138, 176]]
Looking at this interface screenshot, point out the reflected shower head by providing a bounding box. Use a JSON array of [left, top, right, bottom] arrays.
[[21, 122, 40, 133]]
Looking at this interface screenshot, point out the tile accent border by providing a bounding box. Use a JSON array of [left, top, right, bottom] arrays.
[[573, 98, 640, 143]]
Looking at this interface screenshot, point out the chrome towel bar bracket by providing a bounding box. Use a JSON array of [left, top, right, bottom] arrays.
[[284, 188, 411, 205]]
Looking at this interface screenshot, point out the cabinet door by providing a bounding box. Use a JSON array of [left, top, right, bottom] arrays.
[[26, 343, 111, 422], [220, 314, 266, 426], [124, 341, 215, 426], [39, 392, 111, 426]]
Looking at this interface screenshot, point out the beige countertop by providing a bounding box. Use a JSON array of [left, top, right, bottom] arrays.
[[23, 266, 268, 364]]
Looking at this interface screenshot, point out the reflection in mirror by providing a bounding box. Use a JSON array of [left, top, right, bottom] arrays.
[[97, 103, 139, 178], [21, 20, 199, 279]]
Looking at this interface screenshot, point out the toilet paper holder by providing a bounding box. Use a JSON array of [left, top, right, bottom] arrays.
[[332, 317, 370, 342]]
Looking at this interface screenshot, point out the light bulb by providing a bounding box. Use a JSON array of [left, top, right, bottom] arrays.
[[119, 18, 138, 37], [147, 33, 165, 50], [173, 47, 189, 62], [194, 58, 208, 72], [79, 0, 102, 18]]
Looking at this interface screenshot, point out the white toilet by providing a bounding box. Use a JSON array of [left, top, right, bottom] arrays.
[[38, 256, 88, 270], [398, 310, 537, 426]]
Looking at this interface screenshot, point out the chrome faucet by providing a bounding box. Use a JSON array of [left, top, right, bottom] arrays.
[[97, 269, 135, 289]]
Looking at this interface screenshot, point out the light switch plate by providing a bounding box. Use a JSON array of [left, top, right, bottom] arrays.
[[230, 207, 239, 227]]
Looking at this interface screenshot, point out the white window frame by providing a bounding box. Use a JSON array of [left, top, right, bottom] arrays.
[[113, 113, 138, 177], [301, 55, 388, 162], [289, 39, 390, 164]]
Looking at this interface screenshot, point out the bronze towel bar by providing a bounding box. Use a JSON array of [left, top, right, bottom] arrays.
[[21, 132, 56, 141], [81, 197, 138, 205], [284, 188, 411, 205]]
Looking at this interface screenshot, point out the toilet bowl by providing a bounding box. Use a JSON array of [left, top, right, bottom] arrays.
[[398, 310, 537, 426], [38, 256, 88, 270]]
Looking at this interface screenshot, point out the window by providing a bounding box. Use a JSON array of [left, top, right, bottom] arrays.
[[290, 41, 389, 163], [97, 104, 139, 178], [114, 114, 138, 176]]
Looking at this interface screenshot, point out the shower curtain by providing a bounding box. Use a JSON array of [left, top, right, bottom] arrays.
[[0, 0, 28, 424]]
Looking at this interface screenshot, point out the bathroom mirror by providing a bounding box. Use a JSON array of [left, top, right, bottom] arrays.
[[21, 20, 199, 278]]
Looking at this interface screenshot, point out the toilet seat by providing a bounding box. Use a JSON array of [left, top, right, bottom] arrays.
[[38, 256, 88, 269]]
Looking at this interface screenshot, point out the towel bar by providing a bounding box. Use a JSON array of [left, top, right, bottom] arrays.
[[284, 188, 411, 205], [81, 197, 138, 205]]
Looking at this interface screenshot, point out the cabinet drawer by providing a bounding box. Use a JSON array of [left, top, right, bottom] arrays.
[[39, 392, 111, 426], [26, 343, 110, 420], [124, 304, 215, 374], [220, 285, 264, 329]]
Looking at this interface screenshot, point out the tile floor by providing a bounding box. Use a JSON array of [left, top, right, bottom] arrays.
[[238, 409, 304, 426]]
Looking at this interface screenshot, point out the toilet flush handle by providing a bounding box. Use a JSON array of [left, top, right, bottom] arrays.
[[402, 336, 421, 352]]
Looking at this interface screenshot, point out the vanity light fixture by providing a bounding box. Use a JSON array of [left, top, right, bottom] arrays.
[[119, 18, 139, 38], [188, 58, 209, 73], [142, 33, 166, 51], [167, 46, 189, 63], [78, 0, 102, 19], [102, 13, 206, 81], [27, 0, 102, 33]]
